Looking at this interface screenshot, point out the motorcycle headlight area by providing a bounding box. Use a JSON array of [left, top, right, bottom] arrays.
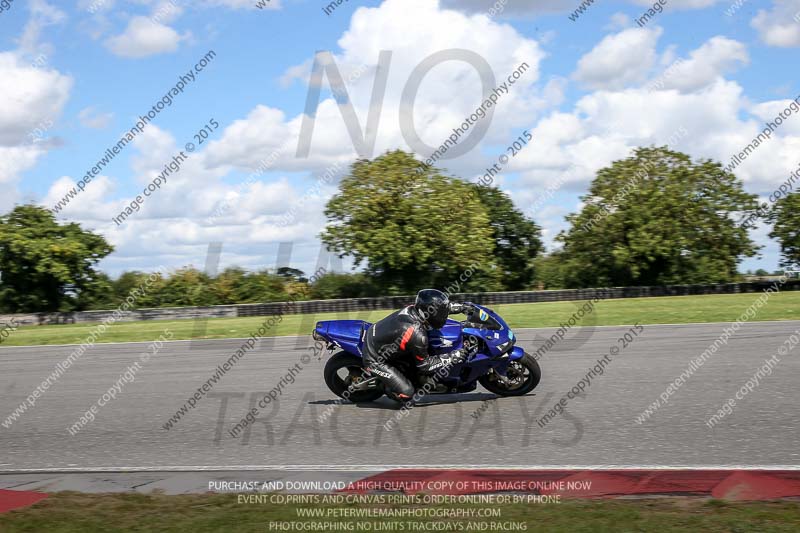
[[496, 340, 513, 354]]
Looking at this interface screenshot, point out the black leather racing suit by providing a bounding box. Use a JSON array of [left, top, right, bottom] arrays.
[[362, 305, 463, 401]]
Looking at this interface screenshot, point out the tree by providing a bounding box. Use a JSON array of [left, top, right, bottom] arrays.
[[555, 147, 760, 287], [310, 272, 376, 299], [768, 193, 800, 268], [472, 185, 543, 290], [0, 205, 113, 312], [211, 267, 248, 304], [276, 267, 308, 283], [114, 271, 146, 301], [234, 270, 291, 303], [110, 270, 167, 308], [533, 253, 568, 289], [158, 268, 216, 307], [321, 150, 501, 293], [79, 271, 117, 310]]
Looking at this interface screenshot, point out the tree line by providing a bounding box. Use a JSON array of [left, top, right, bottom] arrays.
[[1, 147, 798, 313]]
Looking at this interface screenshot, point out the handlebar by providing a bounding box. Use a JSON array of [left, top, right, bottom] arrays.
[[448, 302, 474, 314]]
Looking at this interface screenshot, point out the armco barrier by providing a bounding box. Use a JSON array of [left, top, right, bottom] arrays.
[[1, 280, 798, 326]]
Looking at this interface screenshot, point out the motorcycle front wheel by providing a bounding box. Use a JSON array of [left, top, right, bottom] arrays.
[[479, 353, 541, 396], [323, 351, 385, 403]]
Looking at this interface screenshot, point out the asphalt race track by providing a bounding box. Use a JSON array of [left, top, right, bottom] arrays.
[[1, 321, 799, 471]]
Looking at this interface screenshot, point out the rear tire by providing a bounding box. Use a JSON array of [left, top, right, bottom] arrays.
[[323, 352, 384, 403], [479, 353, 541, 396]]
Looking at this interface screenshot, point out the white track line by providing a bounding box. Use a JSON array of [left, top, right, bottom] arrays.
[[2, 320, 800, 350], [2, 465, 800, 473], [0, 333, 309, 350]]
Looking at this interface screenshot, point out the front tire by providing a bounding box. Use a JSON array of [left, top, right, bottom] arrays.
[[479, 353, 541, 396], [323, 352, 384, 403]]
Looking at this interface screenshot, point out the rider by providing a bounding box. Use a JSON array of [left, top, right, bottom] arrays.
[[362, 289, 472, 404]]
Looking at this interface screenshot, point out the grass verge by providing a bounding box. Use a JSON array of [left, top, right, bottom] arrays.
[[2, 291, 799, 347], [0, 492, 799, 532]]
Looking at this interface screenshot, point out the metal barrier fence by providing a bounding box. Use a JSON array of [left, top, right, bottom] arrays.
[[2, 280, 799, 326]]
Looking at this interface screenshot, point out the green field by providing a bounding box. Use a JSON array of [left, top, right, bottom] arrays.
[[2, 291, 799, 347], [1, 493, 799, 532]]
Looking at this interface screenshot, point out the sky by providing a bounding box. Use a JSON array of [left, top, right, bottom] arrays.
[[1, 0, 799, 278]]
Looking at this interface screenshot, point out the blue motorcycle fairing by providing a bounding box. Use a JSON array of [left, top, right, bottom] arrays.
[[509, 346, 525, 361], [312, 303, 519, 387], [426, 319, 464, 355], [313, 319, 367, 356]]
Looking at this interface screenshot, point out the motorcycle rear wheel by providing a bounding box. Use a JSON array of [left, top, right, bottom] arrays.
[[323, 352, 385, 403], [479, 353, 541, 396]]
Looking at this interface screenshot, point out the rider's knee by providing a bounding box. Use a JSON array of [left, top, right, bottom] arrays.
[[397, 380, 414, 398]]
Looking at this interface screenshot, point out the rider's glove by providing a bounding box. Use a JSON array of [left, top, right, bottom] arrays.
[[417, 349, 467, 374], [447, 349, 467, 364]]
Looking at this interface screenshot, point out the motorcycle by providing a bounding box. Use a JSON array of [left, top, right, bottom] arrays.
[[312, 303, 541, 403]]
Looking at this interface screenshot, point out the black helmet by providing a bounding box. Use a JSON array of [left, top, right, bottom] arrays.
[[414, 289, 450, 329]]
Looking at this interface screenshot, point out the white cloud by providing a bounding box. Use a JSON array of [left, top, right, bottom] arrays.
[[47, 0, 556, 273], [204, 105, 300, 171], [629, 0, 719, 7], [752, 0, 800, 47], [42, 123, 330, 276], [749, 98, 800, 137], [16, 0, 67, 57], [0, 3, 71, 209], [78, 107, 114, 130], [0, 145, 45, 188], [605, 12, 632, 30], [207, 0, 282, 9], [78, 0, 115, 14], [279, 59, 313, 88], [105, 16, 186, 58], [0, 53, 71, 146], [32, 0, 797, 275], [573, 27, 662, 90], [511, 71, 800, 211], [440, 0, 576, 16], [151, 0, 185, 25], [43, 175, 116, 220], [648, 36, 749, 92], [443, 0, 721, 17], [45, 123, 320, 239], [210, 0, 548, 182]]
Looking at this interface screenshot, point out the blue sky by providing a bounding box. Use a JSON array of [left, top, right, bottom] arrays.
[[2, 0, 799, 278]]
